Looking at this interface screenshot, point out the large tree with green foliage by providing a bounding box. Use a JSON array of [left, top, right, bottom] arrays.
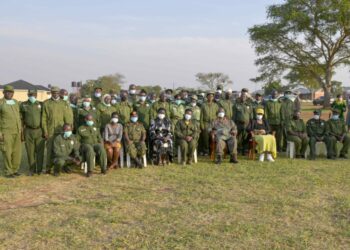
[[195, 73, 232, 91], [80, 73, 125, 97], [249, 0, 350, 107]]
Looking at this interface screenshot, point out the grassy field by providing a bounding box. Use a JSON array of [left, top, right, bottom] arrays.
[[0, 153, 349, 249]]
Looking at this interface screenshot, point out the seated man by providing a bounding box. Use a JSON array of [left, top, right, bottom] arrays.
[[306, 110, 327, 160], [211, 107, 239, 165], [53, 124, 81, 176], [150, 108, 174, 165], [286, 111, 309, 158], [175, 108, 199, 165], [325, 109, 350, 159], [76, 114, 107, 177], [247, 108, 276, 162], [124, 111, 147, 168]]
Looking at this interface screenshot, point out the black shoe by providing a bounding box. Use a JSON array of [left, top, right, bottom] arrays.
[[86, 172, 92, 178], [215, 156, 222, 165], [28, 171, 34, 176], [135, 158, 143, 168], [309, 156, 316, 160], [339, 154, 348, 159], [45, 170, 51, 175], [63, 167, 72, 174], [53, 172, 60, 177], [101, 169, 107, 174], [13, 172, 21, 177], [5, 174, 15, 178], [327, 155, 336, 160]]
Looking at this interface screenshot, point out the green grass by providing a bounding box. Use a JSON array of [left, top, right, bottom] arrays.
[[0, 153, 349, 249]]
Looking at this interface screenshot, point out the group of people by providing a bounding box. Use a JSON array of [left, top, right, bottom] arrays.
[[0, 84, 349, 178]]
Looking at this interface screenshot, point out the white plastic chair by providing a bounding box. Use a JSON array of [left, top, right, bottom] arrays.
[[177, 146, 198, 164]]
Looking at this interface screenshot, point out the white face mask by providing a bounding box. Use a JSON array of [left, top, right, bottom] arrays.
[[111, 118, 118, 123], [111, 99, 117, 105], [129, 89, 136, 95], [217, 90, 222, 94], [313, 115, 320, 120], [185, 114, 192, 120], [95, 92, 102, 98], [256, 115, 263, 120], [191, 102, 196, 107], [158, 114, 165, 120], [218, 112, 225, 118], [140, 96, 147, 102]]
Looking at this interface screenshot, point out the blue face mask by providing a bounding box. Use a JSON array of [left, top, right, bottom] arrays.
[[175, 100, 182, 105], [130, 117, 138, 123], [83, 101, 90, 108], [86, 120, 94, 127], [63, 131, 72, 138], [5, 99, 15, 105], [63, 95, 69, 101], [28, 96, 36, 103]]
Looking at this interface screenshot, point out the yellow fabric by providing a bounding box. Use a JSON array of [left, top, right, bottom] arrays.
[[253, 134, 277, 158], [256, 108, 264, 115]]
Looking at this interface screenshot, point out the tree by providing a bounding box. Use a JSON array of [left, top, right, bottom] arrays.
[[263, 81, 284, 95], [195, 73, 233, 91], [139, 85, 163, 95], [80, 73, 125, 96], [249, 0, 350, 107]]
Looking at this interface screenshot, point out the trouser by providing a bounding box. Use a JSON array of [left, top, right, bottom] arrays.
[[236, 121, 248, 153], [178, 139, 197, 163], [46, 134, 59, 171], [287, 135, 309, 156], [216, 136, 237, 157], [270, 124, 283, 151], [326, 135, 350, 157], [53, 157, 76, 174], [200, 122, 212, 154], [309, 136, 328, 158], [80, 144, 107, 173], [1, 133, 22, 175], [24, 128, 45, 173], [126, 142, 147, 159]]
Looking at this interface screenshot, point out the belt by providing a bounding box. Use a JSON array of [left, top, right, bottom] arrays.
[[26, 126, 41, 129]]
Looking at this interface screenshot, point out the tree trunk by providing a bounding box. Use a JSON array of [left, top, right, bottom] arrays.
[[323, 67, 333, 108]]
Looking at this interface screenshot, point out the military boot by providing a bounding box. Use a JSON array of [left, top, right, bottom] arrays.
[[215, 155, 222, 165]]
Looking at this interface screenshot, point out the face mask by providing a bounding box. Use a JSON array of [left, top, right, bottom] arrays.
[[175, 100, 182, 105], [52, 96, 60, 101], [63, 131, 72, 139], [5, 99, 15, 105], [313, 115, 320, 120], [111, 99, 117, 105], [131, 117, 138, 123], [83, 101, 90, 108], [129, 89, 136, 95], [111, 118, 118, 123], [103, 102, 111, 107], [217, 90, 222, 94], [140, 96, 147, 102], [185, 114, 192, 120], [218, 112, 225, 118], [158, 114, 165, 120], [150, 100, 156, 103], [332, 115, 339, 120], [256, 115, 263, 120], [47, 95, 51, 99], [215, 98, 220, 102], [28, 96, 36, 103], [95, 92, 102, 98], [63, 95, 69, 101], [191, 102, 196, 107], [86, 120, 94, 127]]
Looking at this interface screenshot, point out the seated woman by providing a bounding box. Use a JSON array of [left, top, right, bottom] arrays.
[[247, 108, 277, 162], [104, 112, 123, 169]]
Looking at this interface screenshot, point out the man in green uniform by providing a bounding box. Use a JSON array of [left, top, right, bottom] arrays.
[[211, 107, 239, 164], [128, 84, 138, 105], [124, 111, 147, 168], [53, 124, 81, 176], [306, 110, 328, 160], [175, 109, 199, 165], [200, 92, 219, 156], [151, 92, 171, 120], [134, 90, 151, 130], [91, 86, 103, 107], [286, 111, 309, 158], [265, 90, 283, 152], [325, 109, 350, 159], [116, 91, 133, 125], [0, 86, 22, 178], [77, 95, 100, 129], [60, 89, 74, 129], [281, 90, 298, 151], [69, 93, 79, 133], [76, 114, 107, 177], [96, 94, 116, 134], [218, 90, 233, 120], [170, 93, 186, 129], [42, 86, 73, 174], [233, 88, 253, 155], [186, 95, 201, 122], [252, 93, 265, 118], [20, 89, 45, 175], [331, 94, 347, 120]]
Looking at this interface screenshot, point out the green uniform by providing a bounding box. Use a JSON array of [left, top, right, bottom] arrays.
[[200, 102, 219, 154], [325, 118, 350, 157], [186, 104, 201, 122], [134, 102, 151, 130], [116, 101, 133, 125], [77, 106, 100, 129], [306, 118, 328, 159], [128, 95, 138, 106], [77, 125, 107, 173], [91, 96, 101, 107], [281, 98, 296, 150], [42, 98, 73, 171], [331, 100, 347, 120], [211, 117, 238, 157], [53, 134, 81, 174], [233, 98, 253, 153], [96, 103, 116, 133], [252, 100, 265, 118], [287, 119, 309, 156], [265, 99, 283, 151], [70, 104, 79, 133], [170, 103, 185, 128], [124, 122, 147, 159], [218, 99, 233, 120], [151, 101, 171, 120], [0, 99, 22, 175], [175, 119, 199, 163], [20, 100, 45, 174]]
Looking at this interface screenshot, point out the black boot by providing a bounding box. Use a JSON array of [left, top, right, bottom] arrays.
[[230, 154, 239, 164], [215, 155, 222, 165], [134, 158, 143, 168]]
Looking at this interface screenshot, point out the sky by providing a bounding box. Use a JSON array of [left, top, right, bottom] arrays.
[[0, 0, 349, 92]]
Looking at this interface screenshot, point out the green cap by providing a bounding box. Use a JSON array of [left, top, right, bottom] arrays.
[[3, 85, 14, 92], [206, 91, 215, 96], [241, 88, 249, 93], [28, 89, 37, 94], [191, 95, 198, 100], [51, 86, 60, 92]]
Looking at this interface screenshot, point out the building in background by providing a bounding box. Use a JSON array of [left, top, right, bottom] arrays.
[[0, 80, 50, 101]]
